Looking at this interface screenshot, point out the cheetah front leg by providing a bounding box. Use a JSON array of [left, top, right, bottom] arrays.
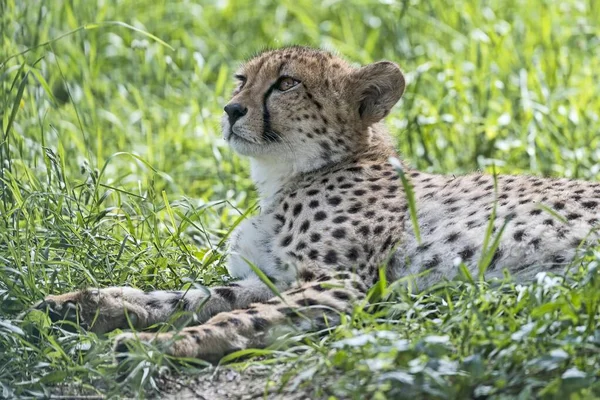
[[35, 277, 290, 334], [114, 271, 367, 361]]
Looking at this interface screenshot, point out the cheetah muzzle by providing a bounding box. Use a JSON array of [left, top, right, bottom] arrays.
[[33, 46, 600, 362]]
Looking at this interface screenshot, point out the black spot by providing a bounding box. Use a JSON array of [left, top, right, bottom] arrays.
[[566, 213, 581, 220], [552, 254, 567, 266], [300, 220, 310, 233], [513, 230, 525, 241], [543, 219, 554, 226], [299, 298, 320, 307], [215, 287, 236, 303], [348, 203, 362, 214], [307, 189, 320, 196], [296, 241, 307, 251], [332, 215, 348, 224], [374, 225, 385, 235], [339, 183, 354, 189], [288, 287, 307, 295], [582, 201, 597, 209], [553, 201, 565, 210], [332, 228, 346, 239], [315, 211, 327, 221], [308, 200, 319, 208], [310, 232, 321, 242], [147, 298, 163, 308], [251, 317, 269, 331], [293, 204, 303, 216], [308, 249, 319, 260], [327, 197, 342, 206], [424, 255, 440, 269], [332, 291, 351, 301], [530, 238, 541, 249], [458, 247, 475, 261], [346, 166, 363, 173], [324, 250, 338, 264], [354, 189, 366, 196], [300, 269, 315, 281], [280, 235, 293, 247], [246, 309, 259, 315], [312, 283, 327, 291], [346, 247, 359, 260], [283, 202, 289, 212], [417, 242, 432, 251], [382, 235, 393, 251], [445, 232, 460, 243], [358, 226, 370, 236], [530, 209, 542, 216]]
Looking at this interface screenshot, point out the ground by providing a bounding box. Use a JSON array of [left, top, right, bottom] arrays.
[[1, 0, 600, 398]]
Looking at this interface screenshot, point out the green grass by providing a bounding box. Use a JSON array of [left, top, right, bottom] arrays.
[[1, 0, 600, 398]]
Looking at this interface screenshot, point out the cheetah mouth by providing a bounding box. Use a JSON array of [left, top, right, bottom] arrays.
[[229, 130, 248, 142], [228, 129, 258, 146]]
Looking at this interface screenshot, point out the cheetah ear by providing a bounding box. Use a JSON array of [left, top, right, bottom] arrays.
[[350, 61, 405, 126]]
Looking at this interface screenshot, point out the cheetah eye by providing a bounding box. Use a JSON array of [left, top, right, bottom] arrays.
[[234, 74, 247, 89], [276, 76, 300, 92]]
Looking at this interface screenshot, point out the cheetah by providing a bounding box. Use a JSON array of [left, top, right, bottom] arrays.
[[37, 46, 600, 361]]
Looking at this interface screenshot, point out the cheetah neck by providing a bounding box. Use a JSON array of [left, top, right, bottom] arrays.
[[250, 125, 398, 208], [250, 159, 294, 207], [250, 156, 333, 208]]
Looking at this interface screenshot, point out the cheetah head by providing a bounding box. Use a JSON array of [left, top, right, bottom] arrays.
[[222, 46, 405, 170]]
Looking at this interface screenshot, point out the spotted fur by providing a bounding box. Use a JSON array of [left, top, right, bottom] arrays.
[[36, 46, 599, 361]]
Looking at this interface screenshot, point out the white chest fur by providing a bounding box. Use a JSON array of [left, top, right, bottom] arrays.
[[227, 213, 296, 284]]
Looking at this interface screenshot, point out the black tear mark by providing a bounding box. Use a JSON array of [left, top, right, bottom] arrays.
[[262, 82, 281, 142]]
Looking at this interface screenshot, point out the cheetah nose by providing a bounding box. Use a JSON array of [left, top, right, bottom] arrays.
[[224, 103, 248, 126]]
